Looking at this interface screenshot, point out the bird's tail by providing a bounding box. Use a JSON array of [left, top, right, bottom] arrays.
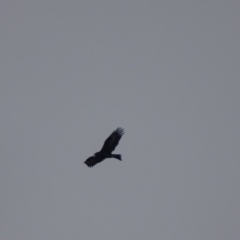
[[112, 154, 122, 161]]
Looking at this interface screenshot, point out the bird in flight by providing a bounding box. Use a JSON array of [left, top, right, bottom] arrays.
[[84, 127, 124, 168]]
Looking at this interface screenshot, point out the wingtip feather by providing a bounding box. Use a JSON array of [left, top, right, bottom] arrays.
[[116, 127, 124, 136]]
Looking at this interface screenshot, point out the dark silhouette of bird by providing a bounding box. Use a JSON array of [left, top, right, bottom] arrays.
[[84, 127, 124, 168]]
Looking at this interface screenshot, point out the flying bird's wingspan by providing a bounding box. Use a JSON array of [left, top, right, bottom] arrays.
[[84, 127, 124, 168], [100, 127, 124, 153]]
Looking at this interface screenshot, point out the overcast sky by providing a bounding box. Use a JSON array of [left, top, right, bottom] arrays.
[[1, 1, 240, 240]]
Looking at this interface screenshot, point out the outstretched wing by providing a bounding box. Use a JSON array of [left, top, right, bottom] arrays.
[[84, 156, 104, 168], [100, 127, 124, 154]]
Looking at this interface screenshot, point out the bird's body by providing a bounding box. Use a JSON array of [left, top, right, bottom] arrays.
[[84, 127, 124, 167]]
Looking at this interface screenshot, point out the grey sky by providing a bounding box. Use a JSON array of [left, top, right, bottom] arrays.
[[1, 1, 240, 239]]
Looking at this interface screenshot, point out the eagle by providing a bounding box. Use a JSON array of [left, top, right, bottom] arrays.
[[84, 127, 124, 168]]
